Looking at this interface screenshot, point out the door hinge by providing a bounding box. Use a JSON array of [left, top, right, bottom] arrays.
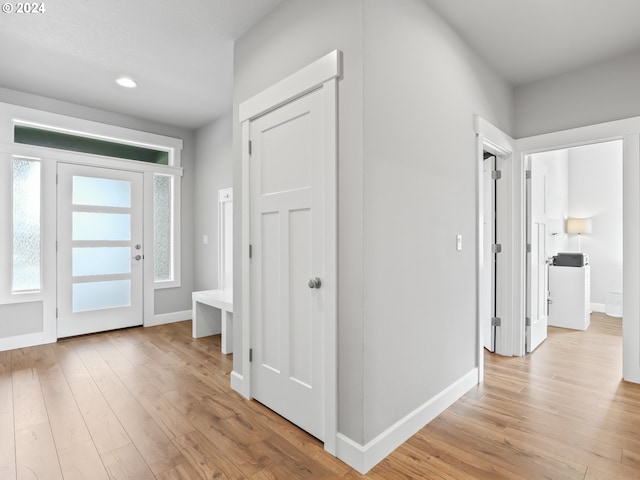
[[526, 317, 532, 327], [249, 348, 253, 362], [491, 317, 501, 327], [248, 140, 252, 155], [526, 243, 531, 253], [249, 244, 252, 258], [526, 170, 531, 180], [491, 170, 502, 180], [56, 173, 59, 184], [492, 243, 502, 254], [56, 308, 58, 319]]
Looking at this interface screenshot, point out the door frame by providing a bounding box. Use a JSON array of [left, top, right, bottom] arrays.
[[476, 117, 517, 378], [3, 143, 183, 346], [238, 50, 342, 454], [516, 117, 640, 383]]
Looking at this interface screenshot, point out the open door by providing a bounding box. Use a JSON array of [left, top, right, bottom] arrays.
[[526, 156, 549, 352], [482, 153, 496, 352]]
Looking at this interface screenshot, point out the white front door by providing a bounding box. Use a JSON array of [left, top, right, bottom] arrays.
[[249, 88, 325, 440], [57, 163, 143, 338], [526, 157, 548, 352]]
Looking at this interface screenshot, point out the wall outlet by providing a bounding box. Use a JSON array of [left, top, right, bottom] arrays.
[[203, 235, 209, 245]]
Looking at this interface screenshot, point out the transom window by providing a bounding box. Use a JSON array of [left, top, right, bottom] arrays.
[[14, 125, 170, 165]]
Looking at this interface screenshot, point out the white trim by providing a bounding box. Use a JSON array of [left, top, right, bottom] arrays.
[[0, 332, 51, 352], [5, 142, 183, 176], [238, 50, 342, 454], [145, 309, 192, 327], [475, 117, 515, 374], [230, 371, 249, 399], [591, 303, 606, 313], [218, 187, 233, 290], [0, 102, 183, 167], [336, 369, 478, 474], [515, 116, 640, 383], [239, 50, 342, 123], [143, 172, 156, 326], [240, 119, 251, 396]]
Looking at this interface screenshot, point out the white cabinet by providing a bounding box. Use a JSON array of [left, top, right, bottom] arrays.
[[548, 265, 590, 330]]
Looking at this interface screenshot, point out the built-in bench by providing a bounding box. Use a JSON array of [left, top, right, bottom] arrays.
[[192, 188, 234, 354], [192, 289, 233, 354]]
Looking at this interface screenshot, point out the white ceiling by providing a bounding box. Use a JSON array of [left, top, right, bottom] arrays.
[[0, 0, 283, 130], [3, 1, 640, 130], [425, 0, 640, 86]]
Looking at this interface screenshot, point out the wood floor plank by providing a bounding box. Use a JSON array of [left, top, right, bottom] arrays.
[[15, 422, 63, 480], [156, 461, 205, 480], [32, 345, 92, 451], [172, 429, 247, 479], [65, 376, 131, 455], [0, 350, 15, 414], [101, 443, 155, 480], [57, 439, 110, 480], [101, 385, 185, 474], [0, 411, 16, 480], [74, 342, 126, 393], [119, 374, 196, 440], [11, 349, 48, 431]]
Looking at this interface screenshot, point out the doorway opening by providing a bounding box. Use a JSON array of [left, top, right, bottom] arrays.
[[525, 140, 623, 354]]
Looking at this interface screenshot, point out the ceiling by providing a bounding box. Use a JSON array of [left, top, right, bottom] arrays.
[[0, 0, 283, 130], [424, 0, 640, 86], [3, 1, 640, 130]]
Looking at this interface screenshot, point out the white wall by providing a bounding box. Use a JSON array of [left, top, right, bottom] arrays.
[[233, 0, 513, 460], [533, 149, 569, 257], [0, 87, 195, 336], [362, 0, 512, 442], [515, 50, 640, 138], [567, 141, 623, 307], [194, 113, 233, 291]]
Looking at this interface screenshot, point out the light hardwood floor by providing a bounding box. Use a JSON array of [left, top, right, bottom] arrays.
[[1, 313, 638, 479]]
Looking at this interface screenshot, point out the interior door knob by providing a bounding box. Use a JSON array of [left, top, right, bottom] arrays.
[[134, 255, 142, 261], [308, 277, 321, 289]]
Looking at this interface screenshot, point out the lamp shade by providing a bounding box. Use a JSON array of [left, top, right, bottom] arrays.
[[566, 218, 592, 234]]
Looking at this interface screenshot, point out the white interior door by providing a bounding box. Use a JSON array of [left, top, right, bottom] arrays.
[[250, 88, 324, 440], [482, 154, 496, 352], [57, 163, 143, 338], [526, 157, 548, 352]]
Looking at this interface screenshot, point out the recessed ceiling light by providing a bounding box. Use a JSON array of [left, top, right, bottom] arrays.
[[115, 76, 138, 89]]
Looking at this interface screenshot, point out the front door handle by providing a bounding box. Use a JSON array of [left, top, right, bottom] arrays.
[[308, 277, 321, 289]]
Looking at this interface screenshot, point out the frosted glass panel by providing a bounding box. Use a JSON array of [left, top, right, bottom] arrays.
[[154, 175, 172, 281], [73, 247, 131, 276], [73, 212, 130, 241], [73, 280, 131, 312], [12, 158, 41, 292], [73, 176, 131, 207]]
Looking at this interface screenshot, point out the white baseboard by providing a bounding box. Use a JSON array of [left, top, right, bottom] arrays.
[[336, 368, 478, 474], [0, 332, 51, 352], [145, 309, 192, 327], [591, 303, 605, 313], [231, 371, 250, 399]]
